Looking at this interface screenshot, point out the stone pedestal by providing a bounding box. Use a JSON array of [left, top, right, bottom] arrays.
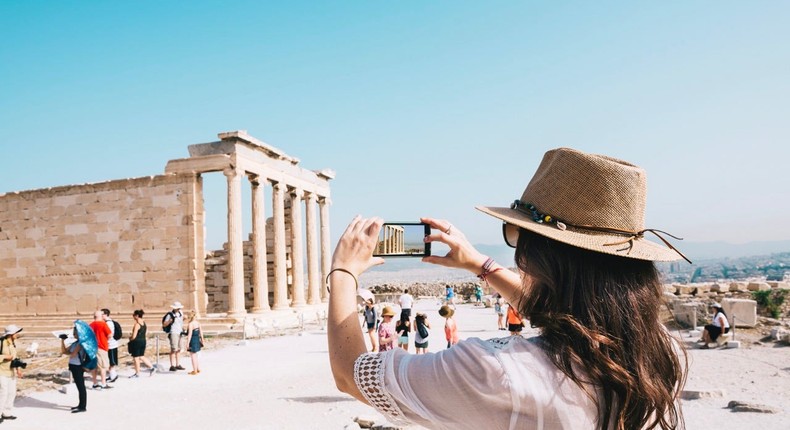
[[722, 298, 757, 327]]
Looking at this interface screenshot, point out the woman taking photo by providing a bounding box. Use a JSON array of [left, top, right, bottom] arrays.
[[328, 148, 689, 429]]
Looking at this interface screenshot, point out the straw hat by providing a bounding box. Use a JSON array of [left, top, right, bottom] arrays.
[[439, 305, 455, 318], [476, 147, 689, 263], [3, 325, 22, 337], [381, 306, 396, 317]]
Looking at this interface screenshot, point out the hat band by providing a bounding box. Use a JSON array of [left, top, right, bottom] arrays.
[[510, 200, 692, 264]]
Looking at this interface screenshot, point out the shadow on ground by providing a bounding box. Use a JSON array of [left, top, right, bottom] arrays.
[[17, 396, 70, 411]]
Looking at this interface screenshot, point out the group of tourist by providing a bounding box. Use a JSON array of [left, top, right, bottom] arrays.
[[361, 289, 466, 354], [363, 287, 532, 355], [59, 301, 205, 414]]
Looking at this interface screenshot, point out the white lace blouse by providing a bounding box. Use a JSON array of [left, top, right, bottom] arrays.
[[354, 336, 600, 430]]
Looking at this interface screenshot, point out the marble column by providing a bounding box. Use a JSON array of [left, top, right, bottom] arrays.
[[224, 168, 247, 319], [319, 197, 331, 303], [289, 188, 306, 307], [249, 174, 270, 313], [271, 182, 289, 310], [305, 192, 320, 305]]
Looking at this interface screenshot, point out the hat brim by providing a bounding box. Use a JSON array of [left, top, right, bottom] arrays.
[[476, 206, 682, 262]]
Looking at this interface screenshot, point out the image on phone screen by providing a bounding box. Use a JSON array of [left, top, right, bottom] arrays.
[[372, 222, 431, 257]]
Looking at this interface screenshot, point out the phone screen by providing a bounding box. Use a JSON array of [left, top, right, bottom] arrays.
[[372, 222, 431, 257]]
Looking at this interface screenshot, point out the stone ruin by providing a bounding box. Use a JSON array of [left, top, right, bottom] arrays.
[[664, 280, 790, 330], [0, 131, 333, 323]]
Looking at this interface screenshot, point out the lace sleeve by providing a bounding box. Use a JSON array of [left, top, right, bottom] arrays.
[[353, 352, 410, 425]]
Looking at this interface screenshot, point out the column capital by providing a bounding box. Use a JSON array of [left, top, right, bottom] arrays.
[[247, 173, 261, 186], [223, 167, 239, 178], [289, 186, 304, 199], [319, 197, 332, 205], [304, 191, 318, 202]]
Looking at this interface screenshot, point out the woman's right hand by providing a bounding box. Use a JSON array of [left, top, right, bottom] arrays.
[[420, 217, 488, 274], [331, 216, 385, 277]]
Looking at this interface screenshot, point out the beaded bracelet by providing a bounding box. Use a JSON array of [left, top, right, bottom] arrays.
[[325, 268, 358, 293]]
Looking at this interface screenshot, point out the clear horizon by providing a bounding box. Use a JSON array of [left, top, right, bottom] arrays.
[[2, 2, 789, 253]]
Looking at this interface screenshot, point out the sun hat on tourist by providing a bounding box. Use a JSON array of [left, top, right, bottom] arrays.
[[438, 305, 454, 318], [3, 325, 22, 337], [171, 301, 184, 309], [476, 147, 690, 263], [381, 306, 396, 317]]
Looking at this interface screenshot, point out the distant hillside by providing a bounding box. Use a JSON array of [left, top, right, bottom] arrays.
[[475, 240, 790, 263], [679, 240, 790, 261]]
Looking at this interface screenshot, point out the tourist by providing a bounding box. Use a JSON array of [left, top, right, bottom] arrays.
[[444, 285, 455, 307], [395, 315, 411, 352], [413, 313, 430, 354], [506, 302, 525, 336], [101, 309, 120, 383], [474, 284, 483, 305], [162, 302, 186, 371], [377, 306, 396, 352], [701, 303, 730, 348], [398, 289, 413, 323], [493, 293, 506, 331], [438, 305, 458, 348], [128, 310, 156, 378], [89, 310, 112, 390], [362, 299, 379, 352], [0, 325, 23, 422], [186, 310, 205, 375], [327, 147, 689, 429], [61, 326, 87, 413]]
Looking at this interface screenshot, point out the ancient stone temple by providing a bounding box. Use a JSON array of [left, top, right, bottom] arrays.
[[0, 131, 333, 323]]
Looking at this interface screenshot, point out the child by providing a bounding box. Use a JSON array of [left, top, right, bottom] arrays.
[[506, 303, 525, 336], [438, 305, 458, 348], [395, 316, 411, 351], [377, 306, 396, 352], [362, 299, 378, 352], [494, 293, 506, 330], [414, 312, 430, 354]]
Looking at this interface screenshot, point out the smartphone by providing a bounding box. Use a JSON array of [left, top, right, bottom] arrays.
[[372, 222, 431, 257]]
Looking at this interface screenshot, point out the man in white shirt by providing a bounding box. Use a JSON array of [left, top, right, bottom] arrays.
[[398, 289, 414, 322], [101, 309, 120, 383]]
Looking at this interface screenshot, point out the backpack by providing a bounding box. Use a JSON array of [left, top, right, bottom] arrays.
[[162, 312, 174, 333], [417, 320, 429, 339], [79, 348, 97, 371], [112, 320, 123, 340]]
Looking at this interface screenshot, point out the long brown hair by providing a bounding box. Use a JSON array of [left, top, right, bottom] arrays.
[[515, 229, 686, 430]]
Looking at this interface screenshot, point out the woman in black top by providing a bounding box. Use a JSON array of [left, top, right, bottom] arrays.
[[128, 310, 156, 377]]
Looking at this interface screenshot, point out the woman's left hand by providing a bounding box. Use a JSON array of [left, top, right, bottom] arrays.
[[331, 216, 385, 277], [420, 217, 488, 273]]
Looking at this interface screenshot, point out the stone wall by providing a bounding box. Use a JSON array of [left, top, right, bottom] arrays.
[[0, 174, 203, 316], [205, 207, 294, 313]]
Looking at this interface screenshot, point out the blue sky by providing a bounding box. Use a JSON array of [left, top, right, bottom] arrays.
[[2, 2, 789, 252]]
